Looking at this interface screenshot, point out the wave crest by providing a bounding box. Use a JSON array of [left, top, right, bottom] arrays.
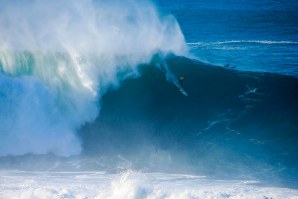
[[0, 0, 187, 156]]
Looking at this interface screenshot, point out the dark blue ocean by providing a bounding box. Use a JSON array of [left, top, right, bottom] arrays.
[[156, 0, 298, 76]]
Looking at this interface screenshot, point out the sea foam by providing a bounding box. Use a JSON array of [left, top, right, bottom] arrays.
[[1, 170, 297, 199]]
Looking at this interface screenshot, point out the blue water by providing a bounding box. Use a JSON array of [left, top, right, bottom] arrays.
[[1, 0, 298, 193], [156, 0, 298, 76]]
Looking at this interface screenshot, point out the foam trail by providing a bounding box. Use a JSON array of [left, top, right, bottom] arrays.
[[0, 0, 187, 156]]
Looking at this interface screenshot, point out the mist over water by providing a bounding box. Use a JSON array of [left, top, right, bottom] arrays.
[[0, 0, 187, 156]]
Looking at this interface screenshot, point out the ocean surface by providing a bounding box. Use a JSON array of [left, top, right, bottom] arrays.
[[157, 0, 298, 76], [0, 0, 298, 198]]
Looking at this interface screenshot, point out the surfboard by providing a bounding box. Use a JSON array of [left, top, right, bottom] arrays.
[[175, 83, 188, 96]]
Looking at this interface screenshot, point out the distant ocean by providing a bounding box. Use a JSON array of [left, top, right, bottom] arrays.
[[157, 0, 298, 76], [0, 0, 298, 198]]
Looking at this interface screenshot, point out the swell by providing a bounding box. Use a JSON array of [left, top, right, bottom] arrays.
[[187, 40, 298, 46], [1, 55, 298, 185], [80, 56, 298, 183]]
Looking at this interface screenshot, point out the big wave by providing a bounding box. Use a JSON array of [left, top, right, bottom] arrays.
[[1, 1, 298, 186], [78, 56, 298, 183], [0, 0, 187, 156]]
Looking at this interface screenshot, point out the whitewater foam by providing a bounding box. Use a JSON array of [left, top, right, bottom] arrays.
[[0, 0, 187, 156], [1, 170, 297, 199]]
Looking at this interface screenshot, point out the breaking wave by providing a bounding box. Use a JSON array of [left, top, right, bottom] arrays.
[[1, 0, 298, 187], [0, 0, 187, 156]]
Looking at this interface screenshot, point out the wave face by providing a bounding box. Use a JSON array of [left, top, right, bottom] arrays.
[[0, 0, 187, 156], [79, 56, 298, 184]]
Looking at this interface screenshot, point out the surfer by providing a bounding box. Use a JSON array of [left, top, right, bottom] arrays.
[[179, 76, 184, 85], [156, 58, 188, 96], [224, 63, 236, 69]]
